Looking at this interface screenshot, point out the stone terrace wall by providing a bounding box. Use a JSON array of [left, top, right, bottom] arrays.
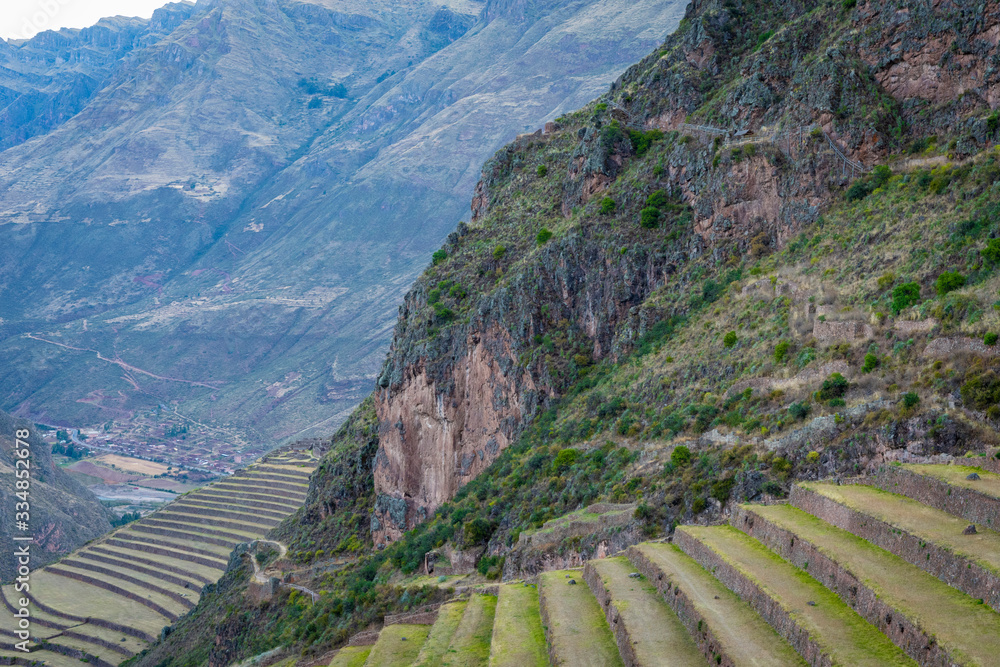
[[790, 485, 1000, 613], [732, 506, 952, 667]]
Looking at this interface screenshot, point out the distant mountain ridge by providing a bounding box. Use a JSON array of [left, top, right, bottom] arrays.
[[0, 0, 686, 446]]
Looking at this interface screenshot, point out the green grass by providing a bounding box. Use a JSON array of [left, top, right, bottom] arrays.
[[363, 623, 431, 667], [328, 645, 371, 667], [900, 464, 1000, 499], [441, 593, 497, 666], [801, 482, 1000, 577], [412, 600, 467, 666], [749, 503, 1000, 665], [679, 525, 916, 666], [489, 583, 547, 667], [635, 543, 808, 666], [589, 557, 703, 666], [538, 569, 623, 667]]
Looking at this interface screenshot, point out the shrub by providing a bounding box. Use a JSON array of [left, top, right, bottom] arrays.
[[871, 165, 892, 189], [902, 392, 920, 409], [723, 331, 738, 348], [818, 372, 849, 400], [877, 272, 896, 290], [986, 332, 999, 346], [961, 369, 1000, 410], [891, 282, 921, 314], [536, 164, 548, 177], [691, 497, 707, 513], [428, 288, 442, 304], [552, 448, 580, 472], [536, 227, 553, 245], [846, 179, 872, 201], [640, 207, 661, 228], [862, 353, 879, 373], [646, 189, 669, 208], [806, 450, 820, 463], [671, 445, 692, 468], [463, 517, 494, 546], [789, 402, 810, 420], [431, 249, 448, 265], [935, 271, 966, 296], [600, 197, 616, 215], [628, 128, 664, 156], [774, 340, 791, 363], [493, 244, 506, 260], [982, 239, 1000, 265]]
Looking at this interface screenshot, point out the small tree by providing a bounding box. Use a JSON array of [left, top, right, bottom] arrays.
[[981, 239, 1000, 265], [862, 353, 879, 373], [935, 271, 966, 295], [891, 282, 921, 314], [723, 331, 738, 348], [600, 197, 616, 215], [536, 164, 548, 177], [671, 445, 692, 467], [492, 245, 506, 260], [773, 340, 790, 363], [818, 372, 849, 400], [986, 332, 999, 346], [536, 228, 553, 245], [432, 249, 448, 265], [640, 207, 661, 229]]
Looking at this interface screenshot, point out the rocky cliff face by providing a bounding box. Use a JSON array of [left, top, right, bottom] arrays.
[[0, 0, 688, 447], [0, 410, 112, 580], [369, 0, 1000, 544]]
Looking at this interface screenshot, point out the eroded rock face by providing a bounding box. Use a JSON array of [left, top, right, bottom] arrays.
[[372, 326, 536, 544]]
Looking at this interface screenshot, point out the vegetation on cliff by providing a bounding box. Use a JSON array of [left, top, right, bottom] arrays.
[[134, 0, 1000, 663]]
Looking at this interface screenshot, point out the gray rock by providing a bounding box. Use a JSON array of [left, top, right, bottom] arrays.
[[964, 525, 978, 535], [967, 472, 981, 480], [628, 572, 641, 579], [567, 579, 577, 585]]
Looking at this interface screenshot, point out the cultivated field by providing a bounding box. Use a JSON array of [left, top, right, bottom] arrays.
[[0, 448, 317, 666]]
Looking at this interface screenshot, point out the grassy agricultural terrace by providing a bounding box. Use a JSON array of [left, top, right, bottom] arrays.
[[315, 462, 1000, 667], [0, 449, 317, 667]]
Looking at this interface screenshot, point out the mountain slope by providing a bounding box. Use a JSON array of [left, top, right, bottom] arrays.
[[0, 0, 686, 448], [0, 410, 112, 580], [121, 0, 1000, 664]]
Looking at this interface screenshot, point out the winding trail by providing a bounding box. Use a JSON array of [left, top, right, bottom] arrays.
[[244, 540, 321, 602], [24, 334, 222, 389]]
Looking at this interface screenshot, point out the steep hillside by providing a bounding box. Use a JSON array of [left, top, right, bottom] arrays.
[[124, 0, 1000, 664], [0, 410, 112, 580], [0, 0, 686, 447], [0, 2, 197, 151]]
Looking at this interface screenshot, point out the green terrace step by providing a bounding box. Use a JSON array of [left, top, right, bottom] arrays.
[[583, 556, 703, 666], [489, 584, 548, 667], [628, 542, 807, 666], [363, 623, 431, 667], [793, 481, 1000, 612], [675, 525, 915, 667], [441, 592, 497, 666], [737, 503, 1000, 666], [538, 570, 623, 667], [413, 600, 467, 666], [328, 646, 371, 667], [871, 464, 1000, 528]]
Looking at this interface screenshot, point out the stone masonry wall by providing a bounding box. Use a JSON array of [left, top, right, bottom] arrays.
[[626, 545, 738, 667], [732, 506, 952, 667], [582, 562, 640, 667], [790, 484, 1000, 613], [866, 464, 1000, 528], [673, 528, 834, 667]]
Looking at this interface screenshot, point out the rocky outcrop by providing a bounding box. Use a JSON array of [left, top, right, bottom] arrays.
[[0, 411, 112, 579]]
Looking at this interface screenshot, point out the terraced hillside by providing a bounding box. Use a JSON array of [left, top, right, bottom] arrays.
[[320, 462, 1000, 666], [0, 449, 317, 667]]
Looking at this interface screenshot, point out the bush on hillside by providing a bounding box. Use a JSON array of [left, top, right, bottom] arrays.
[[935, 271, 966, 295], [985, 332, 999, 346], [671, 445, 692, 468], [432, 249, 448, 265], [891, 282, 921, 314], [817, 372, 849, 400], [774, 340, 790, 363], [640, 207, 661, 228], [983, 239, 1000, 265], [536, 227, 553, 245], [536, 164, 548, 177], [723, 331, 738, 348], [600, 197, 616, 215], [862, 353, 879, 373]]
